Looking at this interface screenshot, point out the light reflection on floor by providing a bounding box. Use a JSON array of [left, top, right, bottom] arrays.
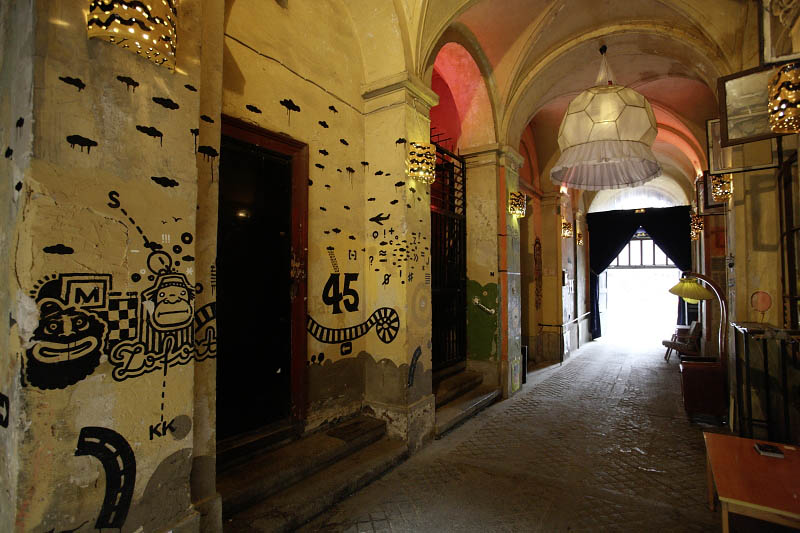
[[602, 267, 682, 348]]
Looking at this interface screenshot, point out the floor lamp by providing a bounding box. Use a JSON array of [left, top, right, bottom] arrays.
[[669, 271, 729, 418], [669, 271, 728, 361]]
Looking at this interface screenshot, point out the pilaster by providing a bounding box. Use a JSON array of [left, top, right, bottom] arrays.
[[359, 74, 436, 451], [462, 144, 525, 398]]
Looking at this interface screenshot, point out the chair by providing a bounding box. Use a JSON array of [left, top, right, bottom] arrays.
[[662, 321, 700, 362]]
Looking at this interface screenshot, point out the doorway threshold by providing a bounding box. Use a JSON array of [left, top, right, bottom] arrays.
[[217, 418, 300, 472]]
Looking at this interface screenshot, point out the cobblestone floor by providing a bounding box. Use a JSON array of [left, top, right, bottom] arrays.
[[300, 337, 727, 532]]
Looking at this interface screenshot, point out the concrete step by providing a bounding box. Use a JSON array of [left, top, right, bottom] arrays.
[[434, 369, 483, 409], [225, 437, 408, 532], [218, 415, 387, 518], [435, 385, 500, 438]]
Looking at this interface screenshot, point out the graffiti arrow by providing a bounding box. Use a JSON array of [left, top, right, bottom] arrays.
[[369, 213, 390, 225]]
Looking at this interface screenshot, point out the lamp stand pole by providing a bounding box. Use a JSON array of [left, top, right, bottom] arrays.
[[682, 271, 728, 361]]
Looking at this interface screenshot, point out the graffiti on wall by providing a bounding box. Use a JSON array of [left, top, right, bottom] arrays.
[[25, 274, 111, 389], [307, 307, 399, 346], [74, 426, 136, 529], [0, 393, 8, 428], [23, 192, 214, 389]]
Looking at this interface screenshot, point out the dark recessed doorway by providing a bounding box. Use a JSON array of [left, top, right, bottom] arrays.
[[216, 119, 308, 444]]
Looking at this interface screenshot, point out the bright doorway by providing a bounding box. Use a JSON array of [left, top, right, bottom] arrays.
[[601, 231, 682, 345]]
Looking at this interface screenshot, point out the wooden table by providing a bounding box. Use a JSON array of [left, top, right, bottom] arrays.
[[704, 432, 800, 531]]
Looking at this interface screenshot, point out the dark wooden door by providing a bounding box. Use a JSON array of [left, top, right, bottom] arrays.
[[216, 123, 307, 441]]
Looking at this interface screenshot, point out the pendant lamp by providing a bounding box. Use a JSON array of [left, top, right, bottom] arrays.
[[551, 46, 661, 190]]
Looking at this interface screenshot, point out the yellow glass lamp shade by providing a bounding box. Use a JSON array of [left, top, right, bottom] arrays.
[[508, 192, 526, 217], [551, 85, 661, 190], [406, 142, 435, 184], [711, 174, 732, 202], [669, 277, 714, 303], [769, 62, 800, 134], [87, 0, 178, 70]]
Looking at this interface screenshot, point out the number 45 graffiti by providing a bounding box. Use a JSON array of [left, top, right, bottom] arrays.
[[322, 273, 359, 314]]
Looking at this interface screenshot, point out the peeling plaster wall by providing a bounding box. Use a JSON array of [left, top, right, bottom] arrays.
[[7, 0, 206, 530], [1, 2, 35, 528]]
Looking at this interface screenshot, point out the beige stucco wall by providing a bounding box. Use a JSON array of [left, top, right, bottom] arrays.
[[0, 1, 35, 529], [4, 1, 207, 530]]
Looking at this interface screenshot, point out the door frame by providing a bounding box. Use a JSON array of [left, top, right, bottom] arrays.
[[220, 116, 309, 422]]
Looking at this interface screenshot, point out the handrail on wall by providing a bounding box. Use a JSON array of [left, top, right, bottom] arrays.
[[538, 312, 593, 364]]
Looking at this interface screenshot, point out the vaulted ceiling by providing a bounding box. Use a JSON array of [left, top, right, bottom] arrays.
[[412, 0, 761, 203]]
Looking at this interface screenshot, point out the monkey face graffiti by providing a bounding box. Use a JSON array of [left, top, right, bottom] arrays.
[[145, 274, 194, 331], [26, 299, 107, 389]]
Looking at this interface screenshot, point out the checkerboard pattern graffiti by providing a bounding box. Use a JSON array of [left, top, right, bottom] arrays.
[[99, 292, 138, 350]]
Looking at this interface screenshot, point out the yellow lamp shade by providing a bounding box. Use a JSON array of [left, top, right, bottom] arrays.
[[669, 277, 714, 302], [769, 62, 800, 134], [87, 0, 178, 70], [406, 142, 435, 184]]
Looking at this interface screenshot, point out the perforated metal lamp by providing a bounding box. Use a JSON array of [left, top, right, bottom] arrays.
[[551, 46, 661, 190], [669, 272, 728, 360], [769, 62, 800, 133], [87, 0, 178, 70]]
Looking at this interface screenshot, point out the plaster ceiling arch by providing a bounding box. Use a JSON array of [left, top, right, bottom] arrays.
[[425, 24, 500, 149], [223, 0, 366, 106], [415, 0, 488, 70], [586, 174, 691, 213], [414, 0, 740, 102], [340, 0, 414, 87], [502, 26, 726, 149]]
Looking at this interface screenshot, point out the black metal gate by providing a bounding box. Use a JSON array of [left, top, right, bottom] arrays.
[[430, 144, 467, 373]]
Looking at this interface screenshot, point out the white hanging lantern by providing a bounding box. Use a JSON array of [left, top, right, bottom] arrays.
[[551, 46, 661, 190]]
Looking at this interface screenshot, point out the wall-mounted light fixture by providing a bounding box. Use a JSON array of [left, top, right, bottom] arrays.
[[690, 213, 704, 241], [508, 192, 526, 217], [561, 219, 573, 238], [769, 62, 800, 133], [576, 232, 584, 246], [710, 173, 733, 202], [406, 142, 435, 184], [87, 0, 178, 70]]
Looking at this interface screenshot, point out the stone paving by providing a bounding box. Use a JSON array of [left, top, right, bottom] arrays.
[[299, 337, 726, 532]]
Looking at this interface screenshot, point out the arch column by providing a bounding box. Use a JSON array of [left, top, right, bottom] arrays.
[[540, 189, 566, 362], [461, 144, 524, 398], [360, 73, 438, 451]]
